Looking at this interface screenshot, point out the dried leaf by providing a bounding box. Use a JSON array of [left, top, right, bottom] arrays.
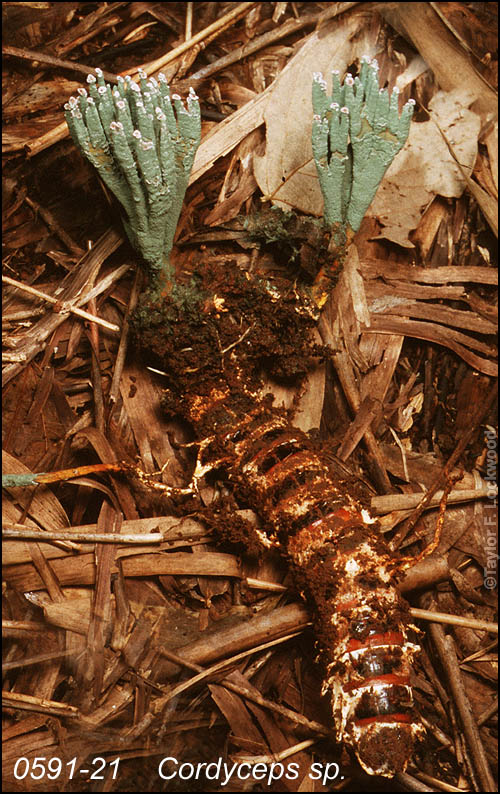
[[369, 88, 481, 247]]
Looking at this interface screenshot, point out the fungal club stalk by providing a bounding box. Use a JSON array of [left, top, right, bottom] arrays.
[[311, 56, 415, 306], [64, 68, 201, 289]]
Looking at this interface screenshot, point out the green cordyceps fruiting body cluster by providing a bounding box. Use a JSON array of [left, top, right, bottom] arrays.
[[64, 67, 201, 286], [312, 55, 415, 238]]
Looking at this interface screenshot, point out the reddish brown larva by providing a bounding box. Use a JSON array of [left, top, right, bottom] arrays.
[[188, 398, 424, 777]]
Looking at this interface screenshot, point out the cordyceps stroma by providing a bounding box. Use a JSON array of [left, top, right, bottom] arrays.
[[63, 62, 423, 777]]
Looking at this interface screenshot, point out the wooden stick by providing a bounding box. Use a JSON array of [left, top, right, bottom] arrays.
[[2, 44, 117, 83], [2, 275, 120, 333], [125, 2, 258, 78]]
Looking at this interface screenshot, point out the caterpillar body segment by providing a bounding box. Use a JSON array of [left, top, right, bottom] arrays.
[[184, 391, 424, 776]]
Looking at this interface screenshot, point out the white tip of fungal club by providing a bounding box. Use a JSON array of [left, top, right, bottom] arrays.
[[77, 88, 87, 96], [340, 106, 349, 114], [392, 86, 400, 94], [330, 102, 340, 110], [361, 54, 371, 62], [95, 67, 103, 76], [344, 74, 354, 86], [371, 59, 379, 69], [138, 68, 147, 79], [98, 86, 107, 95], [87, 74, 96, 83], [132, 129, 142, 139], [117, 75, 124, 83], [312, 114, 322, 121], [171, 93, 181, 100], [188, 87, 198, 99], [116, 100, 126, 109], [158, 72, 167, 82], [109, 121, 124, 132], [407, 98, 416, 105], [332, 69, 340, 75], [139, 139, 154, 151]]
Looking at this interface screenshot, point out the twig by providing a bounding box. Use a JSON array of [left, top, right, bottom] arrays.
[[2, 462, 125, 488], [371, 486, 495, 514], [429, 623, 496, 791], [155, 634, 327, 736], [2, 275, 120, 333], [2, 235, 127, 387], [109, 269, 141, 404], [127, 2, 258, 78], [2, 649, 79, 672], [2, 690, 80, 718], [391, 379, 498, 548], [2, 525, 162, 544], [185, 2, 193, 41], [411, 608, 497, 634], [23, 195, 85, 256], [318, 309, 393, 492], [2, 44, 118, 83], [174, 9, 327, 93], [87, 297, 105, 432]]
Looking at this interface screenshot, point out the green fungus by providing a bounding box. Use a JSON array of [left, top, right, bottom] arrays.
[[312, 57, 415, 237], [64, 67, 201, 288]]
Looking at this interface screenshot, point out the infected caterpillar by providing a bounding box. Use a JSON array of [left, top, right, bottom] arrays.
[[133, 263, 424, 777]]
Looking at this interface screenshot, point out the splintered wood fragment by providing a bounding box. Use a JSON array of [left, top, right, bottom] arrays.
[[411, 609, 498, 634], [3, 551, 241, 591], [162, 604, 311, 672], [2, 275, 120, 332], [2, 691, 80, 718], [2, 231, 124, 386], [362, 261, 498, 285], [371, 298, 497, 335], [121, 552, 241, 578], [2, 619, 52, 633], [3, 44, 118, 82], [3, 649, 76, 672], [128, 2, 259, 77], [371, 487, 494, 513], [3, 516, 210, 566], [189, 90, 271, 184], [363, 315, 497, 377], [2, 525, 163, 544], [429, 620, 496, 791], [174, 8, 328, 93], [391, 380, 498, 548]]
